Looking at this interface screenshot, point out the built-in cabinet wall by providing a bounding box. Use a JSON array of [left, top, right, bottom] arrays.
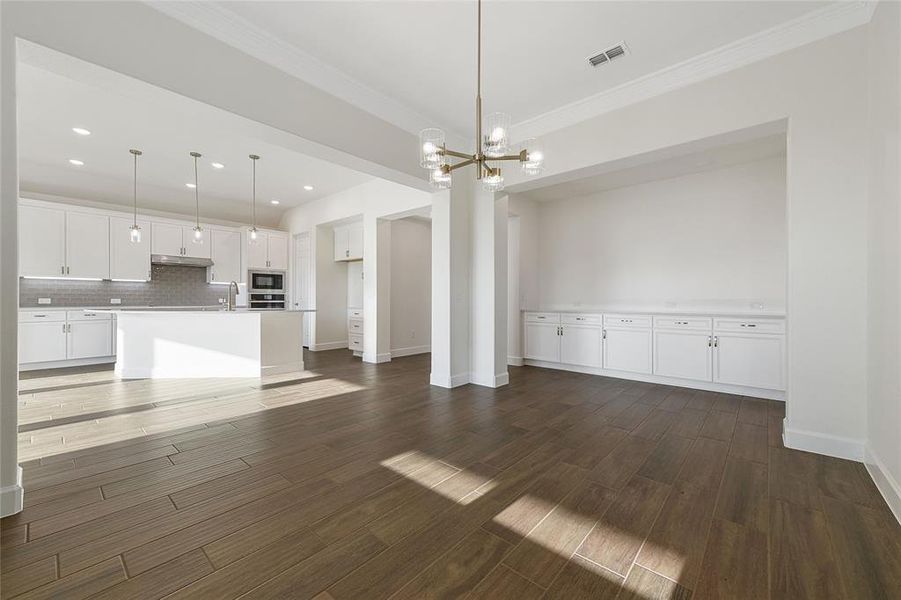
[[18, 199, 288, 284], [334, 223, 363, 261], [524, 311, 785, 399], [19, 309, 114, 367]]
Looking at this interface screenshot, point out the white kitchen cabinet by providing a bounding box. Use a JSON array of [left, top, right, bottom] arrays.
[[210, 229, 242, 283], [653, 330, 712, 381], [19, 205, 66, 277], [334, 223, 363, 261], [151, 222, 183, 256], [67, 320, 113, 359], [182, 226, 211, 259], [66, 212, 110, 279], [110, 216, 151, 281], [19, 320, 67, 364], [524, 322, 561, 362], [713, 333, 785, 390], [603, 328, 652, 374], [560, 324, 602, 367], [248, 232, 288, 270]]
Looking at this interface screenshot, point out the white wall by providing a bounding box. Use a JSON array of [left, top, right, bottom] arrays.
[[347, 261, 363, 309], [532, 157, 787, 310], [865, 0, 901, 521], [313, 225, 348, 349], [389, 218, 431, 356]]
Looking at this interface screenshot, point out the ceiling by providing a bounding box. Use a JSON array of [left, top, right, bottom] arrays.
[[203, 0, 833, 138], [518, 133, 786, 202], [16, 47, 374, 227]]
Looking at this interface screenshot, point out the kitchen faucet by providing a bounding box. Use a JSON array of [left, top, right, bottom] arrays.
[[227, 281, 239, 311]]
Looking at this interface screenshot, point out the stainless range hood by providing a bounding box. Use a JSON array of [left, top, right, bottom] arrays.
[[151, 254, 214, 268]]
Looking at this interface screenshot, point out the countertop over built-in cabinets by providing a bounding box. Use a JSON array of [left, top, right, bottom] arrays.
[[521, 305, 786, 318]]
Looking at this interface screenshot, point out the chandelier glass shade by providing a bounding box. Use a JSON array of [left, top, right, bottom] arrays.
[[128, 148, 143, 243], [418, 0, 544, 192]]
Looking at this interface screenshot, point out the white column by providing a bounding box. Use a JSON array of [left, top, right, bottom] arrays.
[[362, 215, 391, 363], [506, 215, 522, 366], [470, 191, 508, 387], [1, 24, 24, 516], [430, 183, 472, 387]]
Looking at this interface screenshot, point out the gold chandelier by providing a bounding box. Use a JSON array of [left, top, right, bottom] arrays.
[[419, 0, 544, 192]]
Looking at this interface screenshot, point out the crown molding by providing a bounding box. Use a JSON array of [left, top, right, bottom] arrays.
[[512, 1, 878, 140], [146, 0, 466, 145]]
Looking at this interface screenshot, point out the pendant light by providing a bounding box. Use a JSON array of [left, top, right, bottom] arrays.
[[128, 149, 143, 243], [189, 151, 203, 244], [248, 154, 260, 245]]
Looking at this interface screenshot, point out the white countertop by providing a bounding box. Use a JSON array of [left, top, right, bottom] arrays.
[[522, 306, 786, 318], [21, 305, 315, 313]]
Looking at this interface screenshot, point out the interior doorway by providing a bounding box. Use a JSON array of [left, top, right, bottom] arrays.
[[293, 231, 313, 348]]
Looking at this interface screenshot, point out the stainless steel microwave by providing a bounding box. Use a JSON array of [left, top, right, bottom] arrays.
[[248, 270, 285, 292]]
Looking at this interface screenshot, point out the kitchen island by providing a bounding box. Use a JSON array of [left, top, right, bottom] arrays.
[[111, 309, 312, 378]]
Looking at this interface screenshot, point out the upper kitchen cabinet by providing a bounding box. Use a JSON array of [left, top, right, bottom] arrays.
[[210, 229, 242, 283], [151, 222, 183, 256], [19, 204, 66, 277], [248, 232, 288, 270], [19, 205, 109, 279], [334, 223, 363, 261], [182, 226, 212, 260], [110, 216, 151, 281]]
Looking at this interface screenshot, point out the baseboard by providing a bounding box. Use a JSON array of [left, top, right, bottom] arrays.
[[430, 372, 470, 388], [864, 445, 901, 525], [507, 355, 524, 367], [470, 371, 510, 388], [782, 419, 865, 461], [309, 340, 349, 351], [0, 466, 23, 517], [363, 352, 392, 364], [390, 345, 431, 358], [261, 362, 304, 376], [19, 356, 115, 371], [522, 359, 785, 401]]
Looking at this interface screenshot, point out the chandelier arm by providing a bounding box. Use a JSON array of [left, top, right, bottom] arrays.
[[440, 147, 477, 160], [444, 158, 479, 172], [489, 152, 529, 162]]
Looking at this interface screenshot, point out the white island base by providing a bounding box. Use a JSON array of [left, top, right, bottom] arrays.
[[114, 310, 306, 378]]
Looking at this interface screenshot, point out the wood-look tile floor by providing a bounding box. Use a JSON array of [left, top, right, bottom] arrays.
[[3, 350, 900, 599]]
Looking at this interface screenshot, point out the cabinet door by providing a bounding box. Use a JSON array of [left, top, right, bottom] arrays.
[[560, 324, 601, 367], [110, 216, 151, 281], [713, 334, 785, 390], [19, 205, 66, 277], [524, 322, 560, 362], [66, 212, 110, 279], [267, 234, 288, 270], [653, 330, 712, 381], [151, 222, 183, 256], [334, 226, 349, 261], [347, 223, 363, 260], [247, 233, 269, 269], [67, 320, 113, 359], [182, 226, 211, 259], [210, 229, 242, 283], [19, 321, 67, 364], [603, 328, 652, 374]]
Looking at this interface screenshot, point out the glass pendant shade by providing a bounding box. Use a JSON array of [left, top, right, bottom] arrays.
[[129, 224, 142, 243], [248, 154, 260, 245], [430, 167, 452, 190], [193, 225, 204, 244], [482, 171, 505, 192], [521, 137, 545, 175], [483, 112, 511, 157], [248, 226, 259, 245], [419, 128, 445, 169]]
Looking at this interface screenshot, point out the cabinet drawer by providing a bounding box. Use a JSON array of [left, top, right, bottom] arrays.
[[524, 312, 560, 324], [561, 313, 601, 325], [653, 316, 712, 331], [349, 334, 363, 351], [348, 308, 363, 319], [604, 314, 652, 329], [19, 311, 66, 323], [348, 319, 364, 334], [714, 318, 785, 334], [67, 310, 112, 322]]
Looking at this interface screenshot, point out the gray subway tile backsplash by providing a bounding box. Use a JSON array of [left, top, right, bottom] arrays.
[[19, 265, 228, 308]]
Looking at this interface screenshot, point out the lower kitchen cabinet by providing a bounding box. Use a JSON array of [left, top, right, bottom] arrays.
[[560, 324, 602, 367], [603, 327, 652, 374], [713, 333, 785, 390], [524, 321, 561, 362], [67, 320, 113, 359], [19, 320, 67, 364], [653, 329, 712, 381], [19, 311, 113, 366]]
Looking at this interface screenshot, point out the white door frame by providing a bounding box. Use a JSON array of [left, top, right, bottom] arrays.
[[293, 232, 312, 347]]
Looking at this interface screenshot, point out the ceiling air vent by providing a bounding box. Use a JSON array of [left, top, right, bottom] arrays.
[[588, 42, 627, 68]]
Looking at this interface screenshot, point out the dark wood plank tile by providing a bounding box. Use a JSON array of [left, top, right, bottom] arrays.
[[608, 402, 654, 431], [669, 408, 708, 439], [698, 410, 737, 442], [676, 438, 728, 491], [770, 498, 842, 599], [637, 434, 694, 485], [619, 565, 692, 600], [0, 555, 57, 598], [729, 422, 768, 464], [90, 548, 214, 600], [631, 409, 677, 441], [543, 555, 623, 599], [468, 565, 544, 600], [589, 435, 657, 489], [715, 459, 768, 533], [693, 519, 767, 599], [14, 556, 126, 600], [737, 398, 768, 426]]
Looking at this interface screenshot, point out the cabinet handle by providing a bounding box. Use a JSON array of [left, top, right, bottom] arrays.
[[61, 265, 65, 275], [713, 336, 719, 348], [708, 336, 712, 347], [62, 323, 66, 333], [68, 324, 71, 333], [602, 329, 607, 339], [66, 266, 70, 275]]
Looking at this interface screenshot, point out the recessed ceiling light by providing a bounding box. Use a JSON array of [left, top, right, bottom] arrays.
[[270, 200, 280, 205], [185, 183, 196, 188], [211, 162, 224, 169], [69, 159, 84, 166], [303, 185, 314, 191], [72, 127, 91, 136]]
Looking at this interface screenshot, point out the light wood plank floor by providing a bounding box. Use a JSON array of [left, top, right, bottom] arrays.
[[2, 350, 900, 599]]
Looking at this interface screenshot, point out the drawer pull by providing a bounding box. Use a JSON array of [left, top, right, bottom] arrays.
[[576, 317, 584, 321], [536, 316, 545, 319], [740, 323, 757, 328], [34, 314, 47, 318]]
